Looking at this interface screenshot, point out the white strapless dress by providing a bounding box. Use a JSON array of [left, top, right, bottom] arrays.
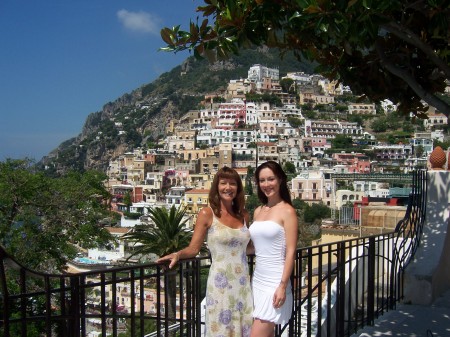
[[249, 220, 293, 325]]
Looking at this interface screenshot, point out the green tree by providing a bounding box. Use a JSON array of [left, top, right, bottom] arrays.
[[245, 194, 260, 222], [347, 114, 365, 127], [245, 166, 255, 195], [123, 191, 133, 213], [387, 134, 397, 144], [122, 205, 197, 332], [280, 78, 295, 93], [0, 159, 114, 272], [283, 161, 296, 175], [287, 116, 303, 128], [303, 203, 331, 223], [331, 134, 353, 149], [414, 145, 425, 158], [303, 110, 317, 119], [386, 112, 401, 130], [433, 139, 450, 151], [161, 0, 449, 118], [371, 117, 388, 133], [292, 198, 306, 211]]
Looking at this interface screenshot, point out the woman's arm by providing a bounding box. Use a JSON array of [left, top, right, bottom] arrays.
[[273, 205, 298, 306], [156, 207, 212, 268]]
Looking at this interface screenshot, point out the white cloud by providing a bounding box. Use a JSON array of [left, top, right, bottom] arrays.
[[117, 9, 161, 34]]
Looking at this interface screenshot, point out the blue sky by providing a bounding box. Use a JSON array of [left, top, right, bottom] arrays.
[[0, 0, 202, 161]]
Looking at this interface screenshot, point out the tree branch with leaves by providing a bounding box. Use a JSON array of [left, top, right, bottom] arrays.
[[161, 0, 449, 117]]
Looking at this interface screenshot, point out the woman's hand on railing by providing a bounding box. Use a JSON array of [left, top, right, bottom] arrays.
[[156, 251, 180, 269]]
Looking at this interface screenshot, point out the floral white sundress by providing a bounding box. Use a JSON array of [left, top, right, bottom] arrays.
[[204, 214, 253, 337]]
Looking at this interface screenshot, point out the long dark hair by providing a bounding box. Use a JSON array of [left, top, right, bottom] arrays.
[[255, 160, 292, 206], [209, 166, 245, 219]]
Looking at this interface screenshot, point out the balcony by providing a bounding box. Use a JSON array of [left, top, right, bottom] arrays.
[[1, 170, 449, 337]]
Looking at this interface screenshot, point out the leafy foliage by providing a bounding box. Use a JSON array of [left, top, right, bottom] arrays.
[[160, 0, 449, 117], [283, 161, 297, 175], [118, 319, 156, 337], [371, 117, 388, 133], [245, 92, 283, 106], [303, 203, 332, 223], [331, 134, 354, 150], [245, 194, 260, 222], [0, 159, 114, 271], [287, 116, 303, 128], [123, 205, 195, 261]]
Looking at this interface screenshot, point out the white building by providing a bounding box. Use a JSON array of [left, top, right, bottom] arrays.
[[423, 111, 448, 130], [276, 104, 304, 119], [348, 103, 376, 115], [248, 64, 280, 82]]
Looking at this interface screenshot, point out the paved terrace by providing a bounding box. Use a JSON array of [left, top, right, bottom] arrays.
[[352, 171, 450, 337], [351, 290, 450, 337]]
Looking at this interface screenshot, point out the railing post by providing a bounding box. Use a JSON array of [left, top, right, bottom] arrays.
[[195, 259, 202, 337], [0, 253, 10, 337], [336, 241, 346, 337], [19, 269, 27, 337], [69, 276, 80, 337], [367, 237, 376, 326]]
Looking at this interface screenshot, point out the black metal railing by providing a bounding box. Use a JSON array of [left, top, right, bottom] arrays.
[[0, 170, 427, 337]]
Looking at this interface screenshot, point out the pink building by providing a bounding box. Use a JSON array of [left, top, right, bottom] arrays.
[[332, 152, 371, 173], [216, 101, 246, 129]]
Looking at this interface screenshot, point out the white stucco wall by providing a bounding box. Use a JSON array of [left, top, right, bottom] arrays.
[[403, 171, 450, 305]]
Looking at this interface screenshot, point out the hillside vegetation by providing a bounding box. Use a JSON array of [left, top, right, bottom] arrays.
[[40, 48, 315, 174]]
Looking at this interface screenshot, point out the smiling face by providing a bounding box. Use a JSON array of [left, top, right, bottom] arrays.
[[257, 167, 281, 199], [208, 167, 245, 218], [218, 177, 238, 202]]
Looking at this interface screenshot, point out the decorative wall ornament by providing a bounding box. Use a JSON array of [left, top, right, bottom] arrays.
[[447, 148, 450, 171], [429, 146, 446, 170]]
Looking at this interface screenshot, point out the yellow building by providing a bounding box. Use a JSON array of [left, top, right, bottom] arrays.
[[183, 189, 210, 225]]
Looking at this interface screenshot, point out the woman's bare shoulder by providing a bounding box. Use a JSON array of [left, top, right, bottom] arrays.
[[199, 206, 213, 217], [281, 202, 296, 212], [253, 205, 263, 218], [196, 207, 214, 228]]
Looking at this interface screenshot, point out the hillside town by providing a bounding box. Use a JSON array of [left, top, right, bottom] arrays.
[[67, 64, 448, 267], [64, 65, 448, 329]]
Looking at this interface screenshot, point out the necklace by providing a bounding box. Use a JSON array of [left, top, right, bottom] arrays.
[[264, 200, 282, 210]]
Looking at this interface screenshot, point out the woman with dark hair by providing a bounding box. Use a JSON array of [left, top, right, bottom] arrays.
[[157, 166, 253, 337], [249, 161, 298, 337]]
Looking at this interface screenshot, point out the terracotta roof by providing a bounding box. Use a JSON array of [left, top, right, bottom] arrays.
[[106, 227, 131, 234]]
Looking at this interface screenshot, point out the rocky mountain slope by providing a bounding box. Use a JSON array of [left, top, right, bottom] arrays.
[[40, 48, 314, 174]]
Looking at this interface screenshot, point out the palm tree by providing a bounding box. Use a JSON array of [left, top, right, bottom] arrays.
[[123, 205, 193, 259], [122, 205, 195, 336]]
